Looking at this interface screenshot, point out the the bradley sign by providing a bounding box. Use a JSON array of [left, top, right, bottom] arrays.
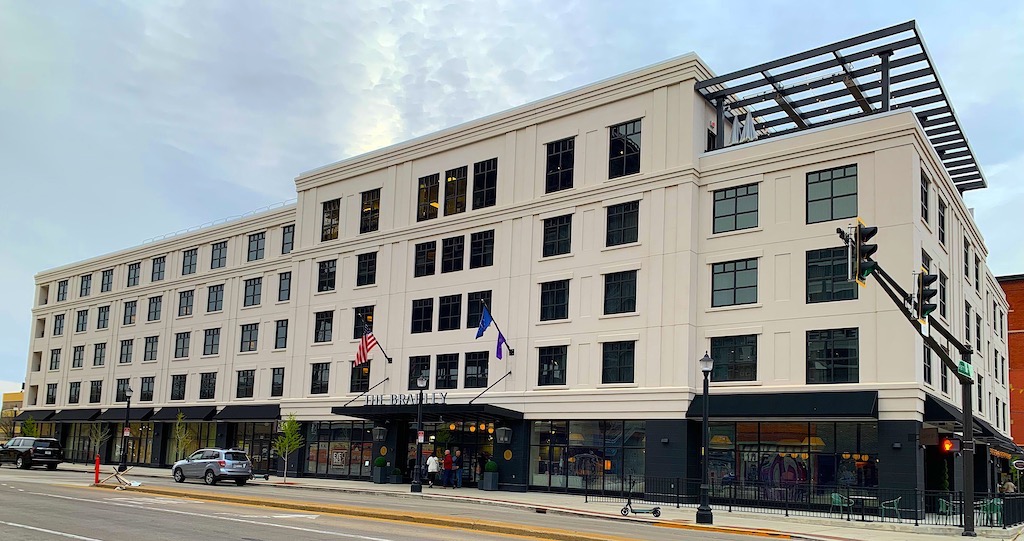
[[364, 392, 448, 406]]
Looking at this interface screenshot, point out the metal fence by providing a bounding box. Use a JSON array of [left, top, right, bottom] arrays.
[[582, 476, 1024, 528]]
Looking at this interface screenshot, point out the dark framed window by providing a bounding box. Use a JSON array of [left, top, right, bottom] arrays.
[[806, 164, 857, 224], [200, 372, 217, 400], [49, 348, 61, 370], [68, 382, 80, 404], [311, 362, 330, 394], [80, 274, 92, 297], [203, 328, 220, 356], [314, 311, 334, 343], [602, 341, 635, 384], [608, 119, 641, 179], [438, 294, 462, 331], [710, 335, 757, 381], [417, 174, 440, 222], [53, 314, 64, 335], [207, 285, 224, 313], [115, 379, 130, 402], [444, 166, 468, 216], [411, 298, 433, 333], [170, 375, 186, 401], [713, 183, 758, 233], [465, 351, 489, 388], [118, 339, 133, 363], [90, 380, 103, 403], [182, 248, 198, 275], [806, 328, 859, 384], [279, 272, 292, 301], [271, 368, 285, 397], [97, 306, 109, 329], [414, 241, 436, 277], [275, 320, 288, 349], [72, 345, 84, 368], [939, 272, 947, 318], [606, 201, 639, 246], [248, 232, 266, 261], [924, 345, 933, 386], [76, 309, 88, 332], [147, 296, 162, 321], [322, 199, 341, 241], [152, 256, 166, 281], [317, 260, 337, 292], [46, 383, 57, 405], [604, 270, 637, 315], [236, 370, 255, 399], [472, 158, 498, 209], [282, 224, 295, 254], [712, 258, 758, 307], [965, 303, 971, 344], [466, 291, 492, 328], [408, 355, 430, 390], [922, 250, 932, 272], [543, 214, 572, 257], [436, 353, 459, 389], [441, 236, 464, 273], [539, 346, 567, 386], [178, 290, 194, 316], [101, 269, 113, 292], [93, 342, 106, 366], [144, 336, 159, 361], [806, 248, 857, 303], [240, 323, 259, 352], [350, 363, 370, 393], [545, 137, 575, 193], [360, 189, 381, 233], [173, 332, 189, 358], [540, 279, 569, 321], [211, 241, 228, 269], [243, 277, 262, 306], [470, 230, 494, 269], [974, 256, 981, 293], [921, 173, 930, 223], [937, 199, 946, 245], [964, 239, 970, 279], [127, 262, 140, 287], [353, 306, 374, 339], [57, 279, 68, 301], [140, 377, 154, 402], [976, 314, 982, 351], [356, 253, 377, 286]]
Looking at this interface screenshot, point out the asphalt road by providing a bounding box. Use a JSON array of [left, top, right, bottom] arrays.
[[0, 467, 759, 540]]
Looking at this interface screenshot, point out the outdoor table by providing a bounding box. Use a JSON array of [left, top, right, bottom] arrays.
[[849, 495, 878, 521]]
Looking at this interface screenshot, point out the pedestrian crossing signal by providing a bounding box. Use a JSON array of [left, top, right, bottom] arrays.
[[941, 437, 961, 452]]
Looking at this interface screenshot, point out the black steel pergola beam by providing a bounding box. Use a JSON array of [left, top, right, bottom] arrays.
[[834, 52, 872, 113], [940, 150, 972, 161], [943, 157, 974, 168], [926, 124, 960, 137], [761, 71, 808, 129]]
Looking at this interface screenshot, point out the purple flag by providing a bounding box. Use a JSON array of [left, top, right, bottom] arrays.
[[496, 331, 506, 360]]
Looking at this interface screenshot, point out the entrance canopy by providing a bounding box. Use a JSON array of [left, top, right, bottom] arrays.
[[97, 407, 154, 421], [925, 395, 1023, 454], [332, 403, 523, 425], [215, 404, 280, 421]]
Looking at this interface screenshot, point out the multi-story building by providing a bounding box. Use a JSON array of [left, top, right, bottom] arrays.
[[20, 21, 1012, 496], [2, 391, 24, 439], [998, 275, 1024, 447]]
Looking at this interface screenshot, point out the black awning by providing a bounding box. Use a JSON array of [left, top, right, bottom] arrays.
[[332, 403, 524, 423], [686, 391, 878, 419], [14, 410, 55, 421], [924, 395, 961, 423], [150, 406, 217, 422], [97, 407, 155, 421], [50, 409, 101, 421], [214, 404, 280, 421]]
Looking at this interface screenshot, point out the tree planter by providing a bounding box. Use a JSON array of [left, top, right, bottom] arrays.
[[372, 467, 388, 484], [479, 471, 499, 491], [389, 472, 404, 484]]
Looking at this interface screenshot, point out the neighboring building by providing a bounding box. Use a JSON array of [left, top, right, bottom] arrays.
[[2, 391, 24, 438], [998, 275, 1024, 446], [20, 21, 1012, 498]]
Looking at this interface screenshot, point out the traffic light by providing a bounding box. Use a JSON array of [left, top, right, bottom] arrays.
[[941, 437, 961, 452], [854, 218, 878, 286], [916, 268, 939, 322]]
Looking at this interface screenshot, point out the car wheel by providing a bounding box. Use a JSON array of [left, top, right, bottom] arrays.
[[235, 479, 247, 486], [204, 470, 218, 485], [15, 456, 28, 469], [173, 468, 185, 483], [46, 463, 57, 471]]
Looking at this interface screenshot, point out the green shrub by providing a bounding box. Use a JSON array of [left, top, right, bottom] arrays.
[[374, 456, 387, 468], [484, 459, 498, 473], [392, 467, 403, 475]]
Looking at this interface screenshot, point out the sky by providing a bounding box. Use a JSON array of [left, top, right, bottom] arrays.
[[0, 1, 1022, 393]]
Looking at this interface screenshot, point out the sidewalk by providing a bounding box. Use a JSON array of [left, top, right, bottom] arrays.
[[61, 463, 1020, 541]]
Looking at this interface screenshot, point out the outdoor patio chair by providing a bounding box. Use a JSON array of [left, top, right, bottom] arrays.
[[977, 498, 1002, 526], [879, 496, 901, 521], [938, 498, 961, 515], [829, 492, 854, 515]]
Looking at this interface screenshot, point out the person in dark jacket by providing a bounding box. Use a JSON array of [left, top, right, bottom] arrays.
[[453, 449, 464, 488]]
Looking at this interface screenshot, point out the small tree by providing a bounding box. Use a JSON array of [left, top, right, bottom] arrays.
[[172, 412, 193, 461], [0, 414, 15, 439], [21, 416, 38, 438], [273, 414, 304, 484], [87, 424, 111, 458]]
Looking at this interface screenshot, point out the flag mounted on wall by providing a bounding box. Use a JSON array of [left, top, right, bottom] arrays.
[[473, 303, 513, 358]]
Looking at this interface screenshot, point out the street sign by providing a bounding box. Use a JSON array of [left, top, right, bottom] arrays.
[[417, 430, 424, 443], [1013, 460, 1024, 471], [958, 361, 974, 379], [122, 427, 131, 437]]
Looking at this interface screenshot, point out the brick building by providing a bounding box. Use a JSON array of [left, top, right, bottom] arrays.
[[998, 274, 1024, 445]]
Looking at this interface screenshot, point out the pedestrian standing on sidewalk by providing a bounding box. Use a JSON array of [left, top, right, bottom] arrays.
[[442, 449, 454, 488], [426, 451, 440, 488], [453, 449, 464, 488]]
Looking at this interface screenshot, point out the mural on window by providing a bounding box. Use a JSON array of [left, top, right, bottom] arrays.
[[530, 420, 645, 491], [305, 421, 375, 479]]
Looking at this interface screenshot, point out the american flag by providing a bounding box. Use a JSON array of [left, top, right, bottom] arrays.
[[355, 327, 377, 366]]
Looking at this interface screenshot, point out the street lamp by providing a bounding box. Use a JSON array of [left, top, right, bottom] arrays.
[[410, 375, 428, 493], [696, 352, 714, 525], [117, 386, 133, 472]]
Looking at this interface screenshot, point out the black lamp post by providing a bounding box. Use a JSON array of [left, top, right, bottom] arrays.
[[117, 386, 133, 472], [410, 375, 428, 493], [696, 352, 714, 524]]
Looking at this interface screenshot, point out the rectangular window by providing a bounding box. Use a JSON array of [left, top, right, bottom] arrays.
[[806, 164, 857, 224], [144, 336, 159, 361], [241, 323, 259, 352], [174, 332, 189, 358], [322, 199, 341, 241], [965, 303, 971, 344], [93, 343, 106, 366], [236, 370, 255, 399], [317, 260, 337, 292], [444, 166, 468, 216], [408, 355, 430, 390], [200, 372, 217, 400], [356, 253, 377, 286], [545, 137, 575, 193], [921, 173, 930, 223], [604, 270, 637, 315], [57, 279, 68, 301], [90, 380, 102, 403], [76, 309, 88, 332], [147, 296, 162, 321], [97, 306, 109, 329], [806, 247, 858, 303], [411, 298, 433, 333], [53, 314, 64, 336], [472, 158, 498, 209], [710, 335, 757, 381], [964, 239, 970, 279], [538, 346, 567, 386], [248, 232, 266, 261], [178, 290, 194, 317], [282, 224, 295, 254], [939, 272, 948, 318], [101, 269, 113, 292], [72, 345, 84, 368], [68, 382, 80, 404], [140, 377, 154, 402], [203, 328, 220, 356], [466, 291, 492, 329], [924, 344, 933, 385], [119, 339, 133, 364], [417, 173, 440, 222], [314, 311, 334, 343], [602, 341, 635, 384], [353, 306, 374, 339], [46, 383, 57, 405], [712, 258, 758, 307], [713, 183, 759, 233], [310, 363, 330, 394], [49, 348, 61, 370], [978, 377, 983, 412], [436, 353, 459, 390], [360, 189, 381, 234], [976, 314, 982, 351], [170, 375, 186, 401], [151, 256, 166, 281], [608, 119, 641, 179], [244, 277, 262, 306], [974, 257, 981, 293], [606, 201, 639, 246], [469, 230, 494, 269], [922, 250, 932, 272], [211, 241, 228, 269], [80, 274, 92, 297], [275, 320, 288, 349], [116, 378, 130, 402], [441, 236, 465, 273], [181, 248, 197, 275], [540, 279, 569, 321], [806, 328, 859, 384], [543, 214, 572, 257], [938, 199, 947, 245], [279, 272, 292, 301], [465, 351, 489, 388], [438, 294, 462, 331], [414, 241, 436, 277], [350, 363, 370, 393], [127, 262, 140, 287], [271, 368, 285, 397], [941, 350, 949, 393]]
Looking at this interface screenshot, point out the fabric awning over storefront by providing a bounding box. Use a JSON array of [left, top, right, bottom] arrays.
[[687, 391, 878, 419], [97, 407, 155, 421], [923, 395, 1022, 453], [13, 409, 55, 421], [332, 403, 524, 424], [150, 406, 217, 422], [214, 404, 280, 421], [50, 409, 101, 421]]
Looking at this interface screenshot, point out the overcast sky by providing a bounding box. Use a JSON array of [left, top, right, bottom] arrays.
[[1, 1, 1021, 393]]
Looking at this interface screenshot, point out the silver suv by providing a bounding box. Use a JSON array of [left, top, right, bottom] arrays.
[[171, 448, 252, 486]]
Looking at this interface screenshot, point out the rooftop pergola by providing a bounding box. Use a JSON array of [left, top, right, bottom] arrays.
[[696, 21, 986, 193]]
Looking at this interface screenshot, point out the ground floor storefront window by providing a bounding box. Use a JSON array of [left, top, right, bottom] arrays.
[[111, 422, 155, 465], [405, 422, 494, 485], [63, 422, 99, 462], [229, 422, 276, 474], [530, 420, 646, 491], [164, 422, 216, 464], [305, 421, 374, 478]]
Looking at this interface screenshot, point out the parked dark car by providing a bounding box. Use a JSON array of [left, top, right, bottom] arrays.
[[0, 437, 64, 470]]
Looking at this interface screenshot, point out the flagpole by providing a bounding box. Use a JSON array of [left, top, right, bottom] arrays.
[[468, 370, 512, 405], [343, 376, 389, 407], [359, 313, 392, 363], [480, 300, 514, 356]]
